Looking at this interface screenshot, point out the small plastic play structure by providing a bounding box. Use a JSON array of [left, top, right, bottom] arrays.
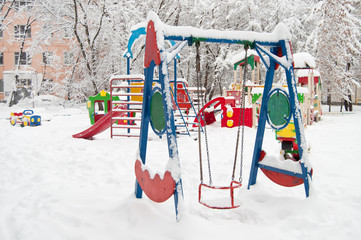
[[194, 96, 253, 128], [10, 109, 41, 127], [87, 89, 120, 125], [132, 12, 312, 220], [73, 84, 142, 139], [294, 52, 322, 124]]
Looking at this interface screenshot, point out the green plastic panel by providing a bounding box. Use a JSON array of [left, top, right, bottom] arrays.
[[150, 91, 166, 132], [267, 91, 290, 127]]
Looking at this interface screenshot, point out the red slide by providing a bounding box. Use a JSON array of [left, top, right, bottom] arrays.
[[72, 111, 123, 139], [194, 97, 226, 127]]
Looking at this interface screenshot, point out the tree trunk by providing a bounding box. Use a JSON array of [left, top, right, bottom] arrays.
[[340, 99, 343, 112], [348, 94, 352, 111], [327, 88, 331, 112]]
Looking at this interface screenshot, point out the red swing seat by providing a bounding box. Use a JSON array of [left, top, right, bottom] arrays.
[[258, 150, 313, 187], [198, 181, 242, 209], [135, 160, 176, 203]]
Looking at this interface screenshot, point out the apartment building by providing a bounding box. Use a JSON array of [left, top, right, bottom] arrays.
[[0, 0, 74, 103]]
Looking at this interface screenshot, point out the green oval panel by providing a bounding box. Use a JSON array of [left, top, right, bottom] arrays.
[[150, 91, 166, 132], [267, 91, 290, 127]]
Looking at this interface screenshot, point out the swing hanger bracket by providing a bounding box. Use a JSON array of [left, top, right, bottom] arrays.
[[185, 36, 255, 49]]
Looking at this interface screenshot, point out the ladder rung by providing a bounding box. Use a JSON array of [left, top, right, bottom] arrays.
[[111, 134, 140, 137], [111, 85, 144, 89], [111, 92, 143, 96], [112, 117, 141, 121], [112, 101, 143, 105], [112, 125, 140, 129], [112, 109, 142, 113]]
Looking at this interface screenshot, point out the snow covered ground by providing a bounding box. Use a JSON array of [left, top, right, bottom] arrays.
[[1, 99, 360, 240]]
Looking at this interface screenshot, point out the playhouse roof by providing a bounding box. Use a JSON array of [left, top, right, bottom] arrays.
[[296, 69, 321, 78], [231, 50, 259, 65], [293, 52, 316, 69]]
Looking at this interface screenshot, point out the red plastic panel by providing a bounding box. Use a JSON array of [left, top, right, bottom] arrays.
[[260, 168, 304, 187], [298, 76, 319, 85], [221, 107, 253, 128], [258, 150, 311, 187], [144, 21, 161, 68], [134, 160, 176, 203]]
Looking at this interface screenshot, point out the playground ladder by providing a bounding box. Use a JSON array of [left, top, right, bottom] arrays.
[[188, 87, 206, 109], [170, 82, 201, 137], [110, 76, 144, 137]]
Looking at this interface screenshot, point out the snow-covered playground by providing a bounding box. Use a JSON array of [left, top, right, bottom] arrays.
[[0, 100, 360, 240]]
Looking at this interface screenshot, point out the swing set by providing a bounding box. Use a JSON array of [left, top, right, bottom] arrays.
[[196, 42, 250, 209], [134, 12, 312, 221]]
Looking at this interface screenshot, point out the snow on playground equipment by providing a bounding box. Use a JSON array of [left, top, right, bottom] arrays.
[[294, 52, 322, 125], [248, 73, 312, 195], [10, 109, 41, 127], [134, 12, 313, 220], [134, 19, 184, 221], [123, 23, 200, 137], [257, 87, 313, 187]]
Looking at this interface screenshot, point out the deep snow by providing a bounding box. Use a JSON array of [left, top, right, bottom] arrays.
[[1, 100, 361, 240]]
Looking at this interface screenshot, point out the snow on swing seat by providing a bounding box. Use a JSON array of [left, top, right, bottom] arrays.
[[258, 151, 311, 187], [199, 181, 242, 209]]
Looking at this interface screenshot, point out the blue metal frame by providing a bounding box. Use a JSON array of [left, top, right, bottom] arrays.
[[247, 41, 311, 197], [135, 17, 312, 223], [135, 56, 184, 220], [134, 60, 155, 199]]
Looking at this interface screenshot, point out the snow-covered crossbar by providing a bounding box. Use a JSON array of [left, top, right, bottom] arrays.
[[146, 11, 292, 48]]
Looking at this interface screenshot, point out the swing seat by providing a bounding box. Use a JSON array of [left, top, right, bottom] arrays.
[[198, 181, 242, 209], [135, 160, 176, 203], [258, 150, 313, 187]]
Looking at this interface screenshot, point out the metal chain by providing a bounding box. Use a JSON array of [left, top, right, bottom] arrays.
[[231, 45, 249, 183], [238, 46, 248, 184], [196, 42, 213, 185], [203, 109, 213, 186], [196, 41, 204, 184]]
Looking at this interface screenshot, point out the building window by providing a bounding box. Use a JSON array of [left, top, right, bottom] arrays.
[[0, 79, 4, 92], [14, 0, 34, 11], [63, 52, 74, 65], [15, 78, 32, 87], [14, 25, 31, 39], [0, 52, 3, 65], [43, 52, 53, 65], [15, 52, 31, 65]]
